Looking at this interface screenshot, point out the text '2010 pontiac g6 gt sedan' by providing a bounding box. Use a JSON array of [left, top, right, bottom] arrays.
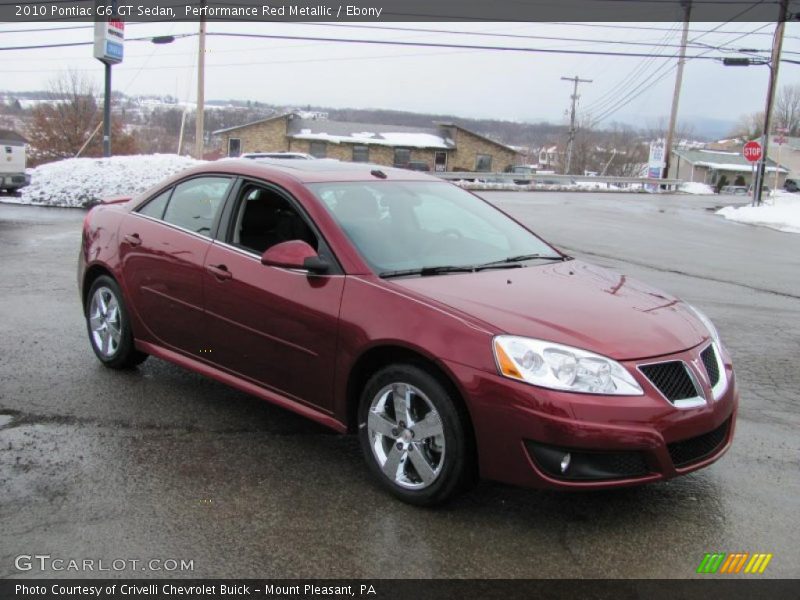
[[78, 159, 737, 505]]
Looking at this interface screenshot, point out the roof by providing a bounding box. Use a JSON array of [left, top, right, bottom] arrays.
[[0, 129, 27, 144], [211, 113, 287, 135], [673, 147, 788, 173], [207, 158, 441, 184], [436, 122, 520, 153], [287, 117, 454, 149]]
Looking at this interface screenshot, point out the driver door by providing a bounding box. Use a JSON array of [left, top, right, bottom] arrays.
[[203, 182, 344, 412]]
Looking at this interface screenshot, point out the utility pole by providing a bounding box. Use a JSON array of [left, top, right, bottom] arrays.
[[662, 0, 692, 182], [194, 0, 206, 159], [754, 0, 789, 207], [561, 75, 592, 175]]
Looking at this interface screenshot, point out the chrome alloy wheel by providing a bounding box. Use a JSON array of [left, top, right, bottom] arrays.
[[88, 286, 122, 358], [367, 382, 446, 490]]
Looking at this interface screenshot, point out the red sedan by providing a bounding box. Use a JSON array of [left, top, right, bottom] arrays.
[[78, 160, 737, 505]]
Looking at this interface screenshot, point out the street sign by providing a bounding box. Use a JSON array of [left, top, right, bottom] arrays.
[[743, 140, 762, 163], [94, 20, 124, 65]]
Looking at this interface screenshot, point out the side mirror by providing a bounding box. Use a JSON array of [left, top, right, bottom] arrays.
[[260, 240, 330, 274]]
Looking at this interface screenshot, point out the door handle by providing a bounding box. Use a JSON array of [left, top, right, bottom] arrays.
[[123, 233, 142, 246], [207, 264, 232, 280]]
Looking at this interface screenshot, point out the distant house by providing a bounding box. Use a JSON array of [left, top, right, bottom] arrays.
[[668, 147, 788, 188], [213, 113, 520, 172], [766, 135, 800, 179]]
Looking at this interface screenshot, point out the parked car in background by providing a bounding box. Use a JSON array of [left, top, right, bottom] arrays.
[[0, 129, 31, 193], [720, 185, 748, 196], [511, 165, 534, 185], [401, 161, 431, 172], [784, 178, 799, 192], [78, 160, 737, 506]]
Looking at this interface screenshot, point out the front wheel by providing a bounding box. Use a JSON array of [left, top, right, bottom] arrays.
[[85, 275, 148, 369], [358, 364, 475, 506]]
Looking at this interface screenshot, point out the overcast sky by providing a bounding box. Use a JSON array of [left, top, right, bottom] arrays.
[[2, 21, 799, 131]]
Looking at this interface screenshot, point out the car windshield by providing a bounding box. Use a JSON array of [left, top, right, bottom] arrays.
[[309, 181, 560, 275]]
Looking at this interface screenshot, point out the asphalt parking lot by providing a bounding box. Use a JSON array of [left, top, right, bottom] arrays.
[[1, 192, 798, 579]]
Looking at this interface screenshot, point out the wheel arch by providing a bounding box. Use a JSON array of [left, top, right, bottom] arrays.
[[82, 264, 116, 311], [345, 344, 479, 472]]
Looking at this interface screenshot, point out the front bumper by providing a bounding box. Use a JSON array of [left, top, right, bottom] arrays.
[[447, 344, 738, 490]]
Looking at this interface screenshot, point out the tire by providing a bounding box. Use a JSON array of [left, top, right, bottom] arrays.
[[358, 363, 475, 506], [85, 275, 148, 369]]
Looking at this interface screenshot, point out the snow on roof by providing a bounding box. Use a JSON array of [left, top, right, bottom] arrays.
[[290, 131, 451, 149]]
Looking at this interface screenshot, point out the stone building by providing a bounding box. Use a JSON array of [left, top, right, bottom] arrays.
[[213, 113, 520, 172]]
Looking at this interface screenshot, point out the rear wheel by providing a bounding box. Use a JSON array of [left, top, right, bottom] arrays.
[[85, 275, 147, 369], [358, 364, 474, 506]]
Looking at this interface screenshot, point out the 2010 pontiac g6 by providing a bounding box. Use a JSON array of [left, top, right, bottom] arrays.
[[78, 160, 737, 505]]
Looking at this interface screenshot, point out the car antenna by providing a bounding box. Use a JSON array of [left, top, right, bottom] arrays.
[[371, 169, 387, 179]]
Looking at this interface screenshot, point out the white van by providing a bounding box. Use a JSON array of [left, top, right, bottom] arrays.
[[0, 129, 31, 193]]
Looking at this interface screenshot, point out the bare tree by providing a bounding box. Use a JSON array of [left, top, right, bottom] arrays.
[[774, 83, 800, 135], [730, 111, 765, 140], [26, 70, 136, 165]]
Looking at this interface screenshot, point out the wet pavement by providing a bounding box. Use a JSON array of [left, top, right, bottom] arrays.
[[0, 194, 798, 579]]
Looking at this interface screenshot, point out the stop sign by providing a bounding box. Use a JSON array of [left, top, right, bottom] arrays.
[[743, 141, 762, 163]]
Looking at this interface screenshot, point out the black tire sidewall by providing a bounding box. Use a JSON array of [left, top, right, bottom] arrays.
[[357, 363, 471, 506]]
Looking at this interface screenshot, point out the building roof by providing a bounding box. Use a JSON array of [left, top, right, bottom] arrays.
[[0, 129, 27, 144], [673, 147, 788, 173], [436, 122, 519, 153], [211, 113, 286, 135], [212, 111, 521, 153], [287, 117, 454, 149]]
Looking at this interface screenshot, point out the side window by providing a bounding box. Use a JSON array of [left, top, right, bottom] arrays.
[[162, 176, 232, 237], [233, 185, 318, 255], [394, 148, 411, 167], [138, 189, 172, 219], [352, 145, 369, 162], [228, 138, 241, 157]]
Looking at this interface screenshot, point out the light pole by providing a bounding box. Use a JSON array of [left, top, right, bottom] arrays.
[[724, 1, 790, 205]]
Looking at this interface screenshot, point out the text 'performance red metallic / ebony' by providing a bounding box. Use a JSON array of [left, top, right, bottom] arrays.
[[78, 159, 737, 505]]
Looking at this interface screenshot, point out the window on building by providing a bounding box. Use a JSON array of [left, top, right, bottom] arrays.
[[475, 154, 493, 172], [393, 148, 411, 167], [309, 141, 327, 158], [352, 145, 369, 163], [228, 138, 241, 157]]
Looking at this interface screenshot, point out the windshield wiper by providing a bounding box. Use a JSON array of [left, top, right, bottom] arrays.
[[474, 253, 569, 270], [379, 265, 475, 279], [379, 262, 525, 279]]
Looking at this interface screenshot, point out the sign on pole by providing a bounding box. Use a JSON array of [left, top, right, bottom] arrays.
[[94, 20, 124, 65], [646, 140, 666, 191], [743, 140, 762, 163]]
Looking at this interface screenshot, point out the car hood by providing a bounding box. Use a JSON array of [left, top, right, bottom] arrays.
[[391, 260, 708, 361]]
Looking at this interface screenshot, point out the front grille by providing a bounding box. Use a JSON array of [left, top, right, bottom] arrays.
[[701, 345, 720, 387], [640, 361, 698, 402], [668, 419, 730, 467], [11, 175, 25, 183]]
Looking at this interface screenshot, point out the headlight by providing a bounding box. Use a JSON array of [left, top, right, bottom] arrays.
[[493, 336, 643, 395], [686, 304, 722, 347]]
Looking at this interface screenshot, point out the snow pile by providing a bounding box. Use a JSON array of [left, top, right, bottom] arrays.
[[717, 190, 800, 233], [679, 181, 715, 195], [17, 154, 204, 208]]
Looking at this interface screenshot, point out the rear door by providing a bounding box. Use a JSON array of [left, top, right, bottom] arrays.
[[203, 180, 344, 412], [118, 175, 233, 355]]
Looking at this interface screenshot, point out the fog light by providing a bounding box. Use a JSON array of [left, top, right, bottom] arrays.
[[560, 452, 571, 473]]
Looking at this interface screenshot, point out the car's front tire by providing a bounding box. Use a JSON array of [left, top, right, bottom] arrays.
[[358, 363, 475, 506], [85, 275, 148, 369]]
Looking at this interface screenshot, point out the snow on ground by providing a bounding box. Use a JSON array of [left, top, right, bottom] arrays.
[[13, 154, 204, 208], [679, 181, 716, 195], [717, 189, 800, 233]]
